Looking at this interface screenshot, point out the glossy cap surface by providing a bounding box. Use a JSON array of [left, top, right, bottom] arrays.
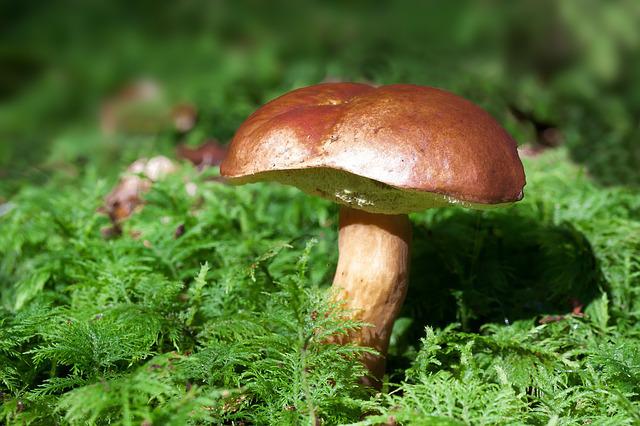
[[221, 83, 526, 213]]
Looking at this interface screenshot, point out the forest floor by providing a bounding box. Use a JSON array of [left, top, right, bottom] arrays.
[[1, 2, 639, 424]]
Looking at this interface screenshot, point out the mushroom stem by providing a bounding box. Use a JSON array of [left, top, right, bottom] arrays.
[[331, 206, 412, 387]]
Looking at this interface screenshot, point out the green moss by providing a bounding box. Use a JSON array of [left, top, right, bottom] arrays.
[[0, 147, 638, 424]]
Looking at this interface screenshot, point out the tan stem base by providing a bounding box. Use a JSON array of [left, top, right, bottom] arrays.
[[331, 207, 412, 387]]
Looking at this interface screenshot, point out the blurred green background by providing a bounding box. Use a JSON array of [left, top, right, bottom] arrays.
[[1, 0, 639, 197]]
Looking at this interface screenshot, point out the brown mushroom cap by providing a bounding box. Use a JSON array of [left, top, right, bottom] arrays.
[[221, 83, 526, 214]]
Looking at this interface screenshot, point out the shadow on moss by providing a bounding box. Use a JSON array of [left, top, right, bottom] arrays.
[[389, 209, 602, 373]]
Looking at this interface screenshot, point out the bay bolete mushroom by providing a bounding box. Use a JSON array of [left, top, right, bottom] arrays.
[[220, 83, 526, 386]]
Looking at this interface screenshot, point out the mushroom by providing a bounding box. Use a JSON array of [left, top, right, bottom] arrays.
[[220, 83, 526, 386]]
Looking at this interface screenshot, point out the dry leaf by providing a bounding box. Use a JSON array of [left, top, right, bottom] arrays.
[[102, 156, 177, 224], [176, 140, 227, 169]]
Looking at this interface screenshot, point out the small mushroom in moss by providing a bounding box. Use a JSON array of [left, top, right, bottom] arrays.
[[220, 83, 526, 387]]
